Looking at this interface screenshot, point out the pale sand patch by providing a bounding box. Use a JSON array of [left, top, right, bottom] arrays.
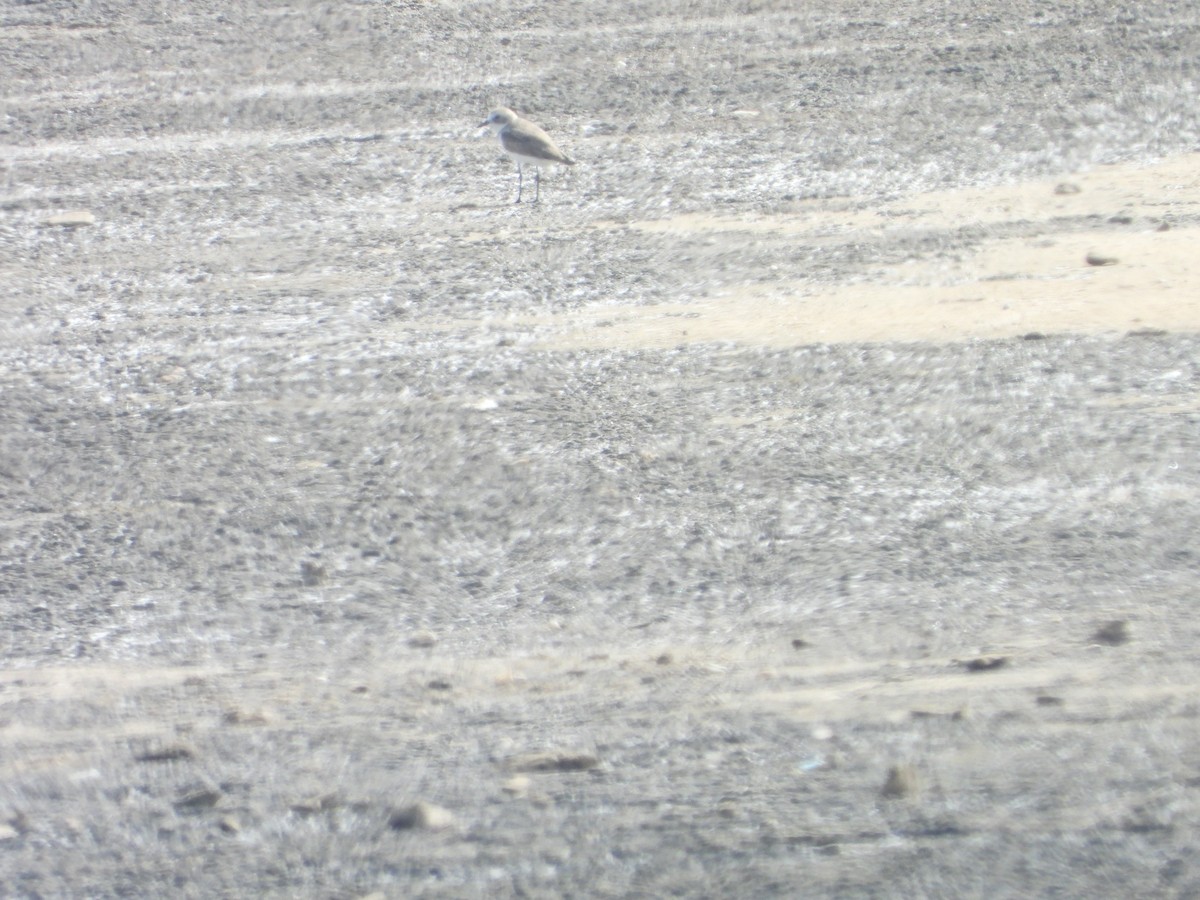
[[539, 153, 1200, 348]]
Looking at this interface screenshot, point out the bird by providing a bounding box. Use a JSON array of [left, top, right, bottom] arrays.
[[479, 107, 575, 203]]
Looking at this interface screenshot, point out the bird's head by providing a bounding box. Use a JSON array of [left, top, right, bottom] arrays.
[[479, 107, 519, 132]]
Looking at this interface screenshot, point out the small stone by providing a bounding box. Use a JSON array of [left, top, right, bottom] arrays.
[[655, 653, 673, 666], [426, 678, 452, 691], [218, 816, 241, 834], [1092, 620, 1130, 646], [1020, 332, 1047, 341], [291, 794, 341, 816], [1085, 252, 1119, 267], [300, 561, 326, 586], [42, 210, 95, 227], [502, 775, 531, 797], [962, 656, 1008, 673], [1036, 694, 1064, 706], [174, 789, 222, 811], [911, 708, 964, 720], [791, 638, 810, 650], [1054, 182, 1082, 195], [506, 751, 600, 773], [222, 708, 269, 726], [881, 765, 920, 799], [388, 801, 455, 831], [407, 631, 437, 649], [0, 824, 19, 842], [798, 755, 828, 772], [135, 745, 195, 763]]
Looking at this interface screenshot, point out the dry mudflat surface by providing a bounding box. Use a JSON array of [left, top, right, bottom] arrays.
[[2, 1, 1200, 897]]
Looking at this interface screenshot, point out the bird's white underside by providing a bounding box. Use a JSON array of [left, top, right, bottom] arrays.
[[504, 151, 567, 168]]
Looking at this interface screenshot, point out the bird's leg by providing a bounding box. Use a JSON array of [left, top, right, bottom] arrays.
[[533, 167, 541, 203], [515, 163, 523, 203]]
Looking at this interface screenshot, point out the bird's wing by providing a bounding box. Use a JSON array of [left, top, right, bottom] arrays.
[[501, 123, 573, 164]]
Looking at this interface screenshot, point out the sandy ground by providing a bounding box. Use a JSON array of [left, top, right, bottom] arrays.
[[535, 154, 1200, 346], [2, 1, 1200, 897]]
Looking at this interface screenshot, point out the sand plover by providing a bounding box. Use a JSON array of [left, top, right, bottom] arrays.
[[479, 107, 575, 203]]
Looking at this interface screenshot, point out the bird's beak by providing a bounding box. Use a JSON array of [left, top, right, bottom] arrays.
[[477, 120, 489, 129]]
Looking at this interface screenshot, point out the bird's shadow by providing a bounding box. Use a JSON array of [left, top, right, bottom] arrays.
[[451, 201, 548, 212]]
